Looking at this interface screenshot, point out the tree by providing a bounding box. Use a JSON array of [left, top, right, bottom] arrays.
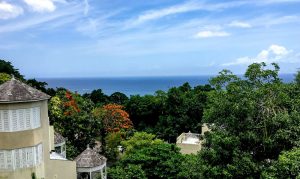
[[111, 132, 184, 178], [125, 93, 165, 131], [0, 73, 11, 84], [104, 132, 123, 160], [200, 62, 300, 178], [262, 147, 300, 178], [295, 70, 300, 86], [27, 78, 48, 93], [84, 89, 109, 106], [0, 60, 24, 80], [121, 132, 163, 154], [96, 104, 133, 133], [155, 83, 212, 142], [109, 92, 128, 105], [177, 154, 203, 179], [108, 164, 146, 179], [49, 90, 101, 158]]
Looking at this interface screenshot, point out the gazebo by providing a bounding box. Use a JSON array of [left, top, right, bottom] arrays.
[[75, 146, 107, 179]]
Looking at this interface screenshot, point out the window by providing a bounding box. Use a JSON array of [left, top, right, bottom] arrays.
[[0, 144, 43, 170], [0, 107, 41, 132]]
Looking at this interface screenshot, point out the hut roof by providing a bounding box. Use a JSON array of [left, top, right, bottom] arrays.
[[75, 147, 107, 168], [0, 78, 50, 103]]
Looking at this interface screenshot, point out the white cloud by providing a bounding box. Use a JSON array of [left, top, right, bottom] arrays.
[[228, 21, 252, 28], [127, 1, 247, 27], [0, 1, 23, 19], [194, 30, 230, 38], [0, 5, 81, 33], [24, 0, 56, 12], [133, 1, 200, 25], [222, 44, 297, 66]]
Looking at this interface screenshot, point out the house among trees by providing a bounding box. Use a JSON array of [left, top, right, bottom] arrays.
[[0, 78, 76, 179], [176, 123, 210, 154]]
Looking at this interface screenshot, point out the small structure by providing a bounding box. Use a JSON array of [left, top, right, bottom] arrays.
[[176, 123, 210, 154], [54, 131, 67, 158], [75, 146, 107, 179]]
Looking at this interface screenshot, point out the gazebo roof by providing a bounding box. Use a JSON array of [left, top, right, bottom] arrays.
[[75, 147, 107, 168], [0, 78, 50, 103], [54, 132, 66, 144]]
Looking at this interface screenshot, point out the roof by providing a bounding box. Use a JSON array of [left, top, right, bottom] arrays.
[[54, 132, 66, 144], [50, 151, 67, 160], [75, 147, 107, 168], [0, 78, 50, 103]]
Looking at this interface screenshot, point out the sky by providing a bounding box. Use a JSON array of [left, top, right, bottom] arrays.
[[0, 0, 300, 78]]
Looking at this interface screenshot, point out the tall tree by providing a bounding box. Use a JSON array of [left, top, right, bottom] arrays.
[[49, 90, 101, 158], [0, 60, 24, 80], [200, 62, 300, 178]]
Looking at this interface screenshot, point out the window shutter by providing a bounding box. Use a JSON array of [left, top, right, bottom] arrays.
[[25, 108, 31, 129], [3, 110, 9, 132], [0, 111, 3, 131], [0, 151, 5, 169], [5, 150, 13, 169], [12, 110, 18, 131], [0, 107, 41, 132], [18, 109, 25, 130]]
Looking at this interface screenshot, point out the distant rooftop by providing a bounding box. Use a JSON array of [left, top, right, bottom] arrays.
[[75, 147, 106, 168], [177, 132, 200, 145], [0, 78, 50, 103]]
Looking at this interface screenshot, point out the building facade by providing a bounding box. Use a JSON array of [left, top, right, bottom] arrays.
[[0, 78, 76, 179]]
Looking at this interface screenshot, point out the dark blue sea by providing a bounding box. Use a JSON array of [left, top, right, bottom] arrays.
[[38, 74, 295, 96]]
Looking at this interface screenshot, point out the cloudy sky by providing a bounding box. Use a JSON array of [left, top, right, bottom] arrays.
[[0, 0, 300, 78]]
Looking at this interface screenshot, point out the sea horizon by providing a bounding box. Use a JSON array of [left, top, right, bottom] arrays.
[[37, 73, 295, 96]]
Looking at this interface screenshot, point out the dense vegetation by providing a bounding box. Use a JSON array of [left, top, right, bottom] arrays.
[[1, 59, 299, 178]]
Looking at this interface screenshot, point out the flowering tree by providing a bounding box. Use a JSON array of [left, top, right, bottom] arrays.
[[94, 104, 133, 133]]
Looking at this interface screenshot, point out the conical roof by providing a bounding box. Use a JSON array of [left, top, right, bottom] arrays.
[[0, 78, 50, 103], [75, 147, 107, 168]]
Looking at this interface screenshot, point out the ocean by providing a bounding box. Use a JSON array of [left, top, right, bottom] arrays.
[[38, 74, 295, 96]]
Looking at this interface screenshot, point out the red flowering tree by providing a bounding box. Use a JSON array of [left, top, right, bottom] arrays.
[[94, 104, 133, 133]]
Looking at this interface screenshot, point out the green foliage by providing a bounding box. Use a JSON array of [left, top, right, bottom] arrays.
[[177, 154, 203, 179], [108, 164, 146, 179], [0, 72, 11, 84], [31, 172, 36, 179], [262, 148, 300, 179], [27, 78, 48, 93], [121, 132, 163, 154], [200, 62, 300, 178], [109, 92, 128, 105], [49, 90, 101, 158], [296, 70, 300, 86], [84, 89, 109, 106], [118, 143, 183, 178], [126, 83, 213, 142], [0, 59, 24, 80], [109, 132, 184, 179], [104, 132, 122, 160]]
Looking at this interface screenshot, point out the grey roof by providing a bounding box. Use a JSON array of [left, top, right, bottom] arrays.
[[0, 78, 50, 103], [75, 147, 107, 168], [54, 132, 66, 144]]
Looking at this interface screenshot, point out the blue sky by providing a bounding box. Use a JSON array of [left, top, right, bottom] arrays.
[[0, 0, 300, 78]]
